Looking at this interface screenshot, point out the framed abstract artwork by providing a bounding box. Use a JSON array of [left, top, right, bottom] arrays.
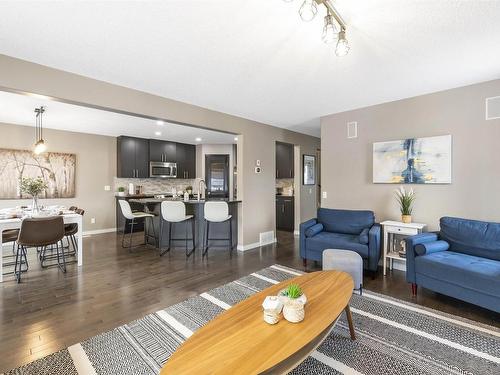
[[303, 154, 316, 185], [0, 148, 76, 199], [373, 135, 451, 184]]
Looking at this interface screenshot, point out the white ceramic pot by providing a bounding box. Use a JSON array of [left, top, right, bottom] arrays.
[[278, 289, 307, 306], [283, 300, 305, 323]]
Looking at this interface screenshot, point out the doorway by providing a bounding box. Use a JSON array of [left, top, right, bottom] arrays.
[[205, 154, 230, 199]]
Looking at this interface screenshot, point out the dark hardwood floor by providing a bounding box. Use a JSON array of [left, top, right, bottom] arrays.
[[0, 230, 498, 372]]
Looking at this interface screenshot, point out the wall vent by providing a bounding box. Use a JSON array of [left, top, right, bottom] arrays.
[[347, 121, 358, 138], [486, 96, 500, 120], [260, 231, 275, 246]]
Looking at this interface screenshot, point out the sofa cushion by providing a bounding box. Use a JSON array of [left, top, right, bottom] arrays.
[[305, 231, 369, 258], [415, 251, 500, 298], [305, 223, 323, 238], [317, 208, 374, 235], [359, 228, 369, 244], [440, 217, 500, 261], [415, 240, 449, 256]]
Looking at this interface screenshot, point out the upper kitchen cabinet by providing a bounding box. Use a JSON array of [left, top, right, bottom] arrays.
[[149, 139, 177, 163], [117, 136, 149, 178], [276, 142, 294, 179], [176, 142, 196, 179]]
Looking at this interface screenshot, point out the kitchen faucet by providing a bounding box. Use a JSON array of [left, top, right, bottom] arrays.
[[197, 179, 207, 201]]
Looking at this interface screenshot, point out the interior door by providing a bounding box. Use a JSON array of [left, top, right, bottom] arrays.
[[205, 154, 229, 199]]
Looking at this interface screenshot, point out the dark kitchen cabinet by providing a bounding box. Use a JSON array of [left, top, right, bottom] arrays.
[[276, 142, 294, 179], [149, 139, 177, 163], [276, 196, 294, 232], [117, 136, 149, 178], [176, 142, 196, 179]]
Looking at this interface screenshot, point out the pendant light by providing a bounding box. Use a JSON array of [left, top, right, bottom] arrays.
[[33, 106, 47, 155], [322, 11, 339, 44], [335, 28, 350, 57], [299, 0, 318, 22]]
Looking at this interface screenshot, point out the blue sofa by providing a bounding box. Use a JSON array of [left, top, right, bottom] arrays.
[[300, 208, 381, 272], [406, 216, 500, 313]]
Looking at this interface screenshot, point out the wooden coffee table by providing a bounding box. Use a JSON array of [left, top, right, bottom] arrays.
[[160, 270, 355, 375]]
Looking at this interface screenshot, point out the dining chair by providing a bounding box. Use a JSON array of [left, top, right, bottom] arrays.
[[15, 216, 65, 283], [118, 200, 156, 251], [1, 229, 26, 273], [159, 201, 195, 258], [203, 201, 234, 257], [64, 208, 84, 257]]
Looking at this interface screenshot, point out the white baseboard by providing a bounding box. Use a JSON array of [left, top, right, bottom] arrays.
[[82, 228, 117, 236], [237, 237, 277, 252]]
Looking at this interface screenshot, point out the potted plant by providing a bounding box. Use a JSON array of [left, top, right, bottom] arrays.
[[20, 177, 48, 214], [395, 186, 415, 223], [280, 284, 306, 323], [186, 185, 193, 195], [117, 186, 126, 196]]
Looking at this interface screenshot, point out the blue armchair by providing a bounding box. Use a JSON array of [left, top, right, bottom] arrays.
[[300, 208, 381, 272], [406, 217, 500, 313]]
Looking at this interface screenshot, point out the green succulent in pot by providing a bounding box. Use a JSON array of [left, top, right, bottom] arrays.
[[283, 284, 303, 299]]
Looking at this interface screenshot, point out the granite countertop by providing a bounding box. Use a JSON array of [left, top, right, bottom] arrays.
[[129, 198, 242, 204]]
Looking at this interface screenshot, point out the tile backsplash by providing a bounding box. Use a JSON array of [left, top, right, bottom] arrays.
[[114, 178, 198, 195]]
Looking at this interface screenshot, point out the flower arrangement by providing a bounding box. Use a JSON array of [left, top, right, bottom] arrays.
[[395, 186, 415, 223], [20, 177, 47, 197]]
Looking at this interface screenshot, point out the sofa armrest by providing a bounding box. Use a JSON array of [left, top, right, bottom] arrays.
[[367, 224, 381, 272], [405, 232, 439, 283], [300, 218, 317, 259]]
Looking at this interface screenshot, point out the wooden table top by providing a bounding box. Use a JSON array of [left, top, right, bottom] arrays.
[[160, 270, 354, 375]]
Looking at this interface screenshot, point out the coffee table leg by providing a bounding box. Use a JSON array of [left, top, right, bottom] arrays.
[[345, 305, 356, 340]]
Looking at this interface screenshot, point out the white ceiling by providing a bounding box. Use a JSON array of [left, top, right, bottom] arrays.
[[0, 90, 237, 144], [0, 1, 500, 137]]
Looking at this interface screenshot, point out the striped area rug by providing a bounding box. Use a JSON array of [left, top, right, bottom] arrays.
[[4, 265, 500, 374]]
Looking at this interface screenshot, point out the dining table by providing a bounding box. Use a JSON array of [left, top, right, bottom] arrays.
[[0, 207, 83, 282]]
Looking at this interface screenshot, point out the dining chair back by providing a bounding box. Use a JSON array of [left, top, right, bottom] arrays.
[[15, 216, 66, 283], [161, 201, 188, 222]]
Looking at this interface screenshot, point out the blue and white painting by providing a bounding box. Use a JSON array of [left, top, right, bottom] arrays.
[[373, 135, 451, 184]]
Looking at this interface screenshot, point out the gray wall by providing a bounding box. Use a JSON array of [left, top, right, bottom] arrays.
[[0, 123, 116, 232], [321, 79, 500, 231], [0, 54, 320, 247]]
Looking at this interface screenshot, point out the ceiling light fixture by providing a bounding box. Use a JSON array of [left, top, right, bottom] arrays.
[[322, 11, 338, 44], [155, 131, 162, 136], [335, 28, 350, 56], [156, 120, 164, 126], [299, 0, 317, 22], [33, 106, 47, 155], [195, 137, 202, 142], [285, 0, 350, 56], [234, 137, 238, 141]]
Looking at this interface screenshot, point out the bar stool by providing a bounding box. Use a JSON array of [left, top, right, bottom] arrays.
[[203, 201, 234, 257], [16, 216, 65, 283], [159, 201, 195, 258], [118, 200, 156, 251]]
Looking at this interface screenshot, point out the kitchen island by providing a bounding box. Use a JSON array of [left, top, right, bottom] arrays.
[[129, 198, 241, 253]]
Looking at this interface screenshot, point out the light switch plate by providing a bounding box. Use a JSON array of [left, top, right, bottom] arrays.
[[104, 185, 111, 191], [322, 191, 327, 199], [90, 218, 96, 224], [256, 160, 261, 166]]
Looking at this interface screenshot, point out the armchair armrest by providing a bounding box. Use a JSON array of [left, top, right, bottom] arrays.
[[367, 224, 381, 272], [405, 232, 439, 283], [300, 218, 317, 259]]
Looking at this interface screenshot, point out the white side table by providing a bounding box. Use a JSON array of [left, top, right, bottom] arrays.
[[381, 221, 426, 276]]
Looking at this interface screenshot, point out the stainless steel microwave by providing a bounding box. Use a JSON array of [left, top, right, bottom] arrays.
[[150, 162, 177, 178]]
